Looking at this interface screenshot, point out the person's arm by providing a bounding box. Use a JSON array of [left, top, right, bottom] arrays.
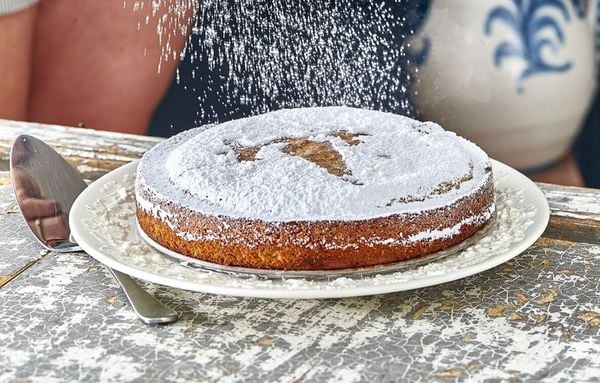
[[0, 5, 37, 121], [530, 153, 585, 187], [28, 0, 196, 135]]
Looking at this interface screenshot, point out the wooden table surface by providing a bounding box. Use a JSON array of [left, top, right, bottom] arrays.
[[0, 119, 599, 382]]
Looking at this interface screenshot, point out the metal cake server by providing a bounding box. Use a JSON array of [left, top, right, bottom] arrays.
[[10, 134, 178, 325]]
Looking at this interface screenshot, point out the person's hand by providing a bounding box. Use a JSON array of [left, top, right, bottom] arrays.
[[18, 196, 62, 221], [530, 153, 585, 187], [20, 196, 69, 242], [12, 167, 70, 245]]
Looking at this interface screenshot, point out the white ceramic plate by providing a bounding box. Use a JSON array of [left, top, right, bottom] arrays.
[[70, 160, 549, 299]]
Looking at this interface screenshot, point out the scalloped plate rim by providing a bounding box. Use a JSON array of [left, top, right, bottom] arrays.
[[70, 159, 549, 299]]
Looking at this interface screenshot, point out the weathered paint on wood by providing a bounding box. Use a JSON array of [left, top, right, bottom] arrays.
[[0, 119, 160, 179], [540, 182, 600, 222], [0, 119, 599, 382]]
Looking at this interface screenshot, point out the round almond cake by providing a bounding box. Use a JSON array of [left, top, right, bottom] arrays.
[[135, 106, 495, 270]]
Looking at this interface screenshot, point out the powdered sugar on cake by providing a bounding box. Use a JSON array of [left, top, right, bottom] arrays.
[[136, 106, 492, 222]]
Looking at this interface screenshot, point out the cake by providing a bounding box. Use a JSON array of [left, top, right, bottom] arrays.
[[135, 106, 495, 270]]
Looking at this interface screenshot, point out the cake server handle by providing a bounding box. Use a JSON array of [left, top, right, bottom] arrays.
[[10, 134, 179, 326], [108, 268, 179, 325], [63, 238, 179, 325]]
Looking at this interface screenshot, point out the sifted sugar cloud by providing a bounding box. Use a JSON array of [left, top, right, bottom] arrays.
[[129, 0, 426, 125]]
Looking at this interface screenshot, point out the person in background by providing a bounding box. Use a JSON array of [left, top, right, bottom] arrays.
[[575, 67, 600, 187], [0, 0, 193, 134], [1, 1, 596, 187], [150, 2, 596, 187]]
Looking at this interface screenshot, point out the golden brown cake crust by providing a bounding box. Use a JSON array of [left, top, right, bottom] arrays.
[[136, 174, 494, 270], [135, 107, 496, 271]]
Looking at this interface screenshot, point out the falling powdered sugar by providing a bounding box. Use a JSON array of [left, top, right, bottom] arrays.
[[133, 0, 428, 126]]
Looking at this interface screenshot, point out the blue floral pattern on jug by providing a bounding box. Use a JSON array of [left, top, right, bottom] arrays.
[[570, 0, 589, 17], [485, 0, 574, 93]]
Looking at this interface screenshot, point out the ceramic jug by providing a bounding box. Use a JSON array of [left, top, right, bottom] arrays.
[[410, 0, 597, 171]]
